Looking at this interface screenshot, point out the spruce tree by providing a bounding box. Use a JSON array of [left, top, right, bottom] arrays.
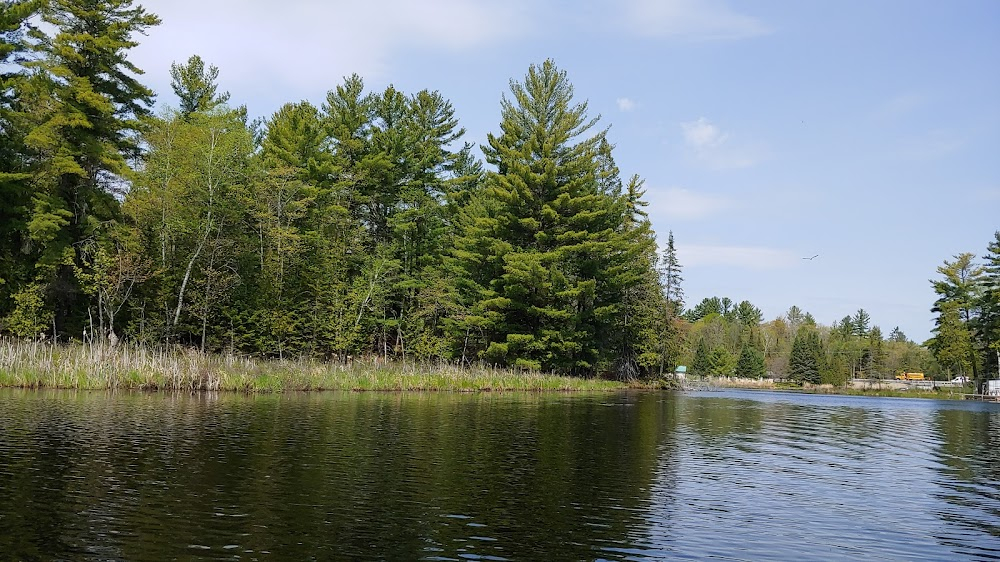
[[735, 341, 765, 378], [789, 326, 822, 384], [691, 336, 712, 376], [659, 231, 684, 311]]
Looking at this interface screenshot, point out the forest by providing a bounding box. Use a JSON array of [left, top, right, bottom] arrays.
[[2, 1, 998, 382]]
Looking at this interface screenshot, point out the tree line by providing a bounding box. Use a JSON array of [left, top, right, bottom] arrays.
[[2, 1, 978, 382], [678, 299, 935, 383], [1, 1, 671, 377]]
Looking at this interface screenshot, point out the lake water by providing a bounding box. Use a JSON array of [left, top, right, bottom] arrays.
[[0, 389, 997, 561]]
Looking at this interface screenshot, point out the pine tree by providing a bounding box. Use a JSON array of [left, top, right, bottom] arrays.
[[734, 300, 762, 327], [11, 0, 159, 337], [0, 0, 43, 320], [852, 309, 871, 337], [170, 55, 231, 117], [929, 253, 984, 382], [453, 60, 655, 374], [888, 326, 907, 343]]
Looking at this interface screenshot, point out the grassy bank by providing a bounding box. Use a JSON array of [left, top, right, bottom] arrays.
[[0, 340, 633, 393]]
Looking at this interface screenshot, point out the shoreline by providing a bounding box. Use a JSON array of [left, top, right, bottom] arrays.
[[0, 341, 975, 399], [684, 377, 974, 401], [0, 340, 640, 393]]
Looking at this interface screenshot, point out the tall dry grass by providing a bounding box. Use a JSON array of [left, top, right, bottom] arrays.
[[0, 339, 628, 393]]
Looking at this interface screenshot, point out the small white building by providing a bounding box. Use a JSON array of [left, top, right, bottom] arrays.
[[986, 380, 1000, 396]]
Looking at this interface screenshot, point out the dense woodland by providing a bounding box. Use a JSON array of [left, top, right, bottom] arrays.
[[1, 1, 998, 381]]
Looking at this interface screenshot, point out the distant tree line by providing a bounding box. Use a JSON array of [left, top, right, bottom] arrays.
[[678, 299, 934, 382]]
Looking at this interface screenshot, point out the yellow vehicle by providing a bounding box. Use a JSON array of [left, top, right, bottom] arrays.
[[895, 372, 925, 381]]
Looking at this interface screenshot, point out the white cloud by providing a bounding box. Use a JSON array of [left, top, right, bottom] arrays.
[[616, 97, 637, 112], [677, 244, 798, 270], [621, 0, 770, 40], [646, 187, 731, 220], [131, 0, 526, 110], [680, 117, 765, 169], [681, 117, 728, 149]]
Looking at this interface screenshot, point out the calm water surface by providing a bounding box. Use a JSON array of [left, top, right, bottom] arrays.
[[0, 389, 997, 561]]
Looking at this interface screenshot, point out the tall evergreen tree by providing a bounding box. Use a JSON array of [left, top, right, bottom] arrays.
[[852, 308, 871, 337], [929, 253, 983, 382], [888, 326, 907, 343], [10, 0, 159, 337], [735, 340, 766, 378], [977, 232, 1000, 377], [0, 0, 43, 322], [658, 230, 684, 309], [452, 60, 654, 374], [169, 54, 230, 117], [789, 326, 822, 384], [691, 336, 711, 376], [734, 300, 762, 327]]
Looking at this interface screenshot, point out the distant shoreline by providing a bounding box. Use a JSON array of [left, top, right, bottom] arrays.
[[686, 376, 975, 401]]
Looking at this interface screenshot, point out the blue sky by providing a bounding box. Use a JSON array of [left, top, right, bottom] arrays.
[[130, 0, 999, 343]]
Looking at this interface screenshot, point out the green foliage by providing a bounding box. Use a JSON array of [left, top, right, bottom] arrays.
[[2, 16, 954, 387], [852, 308, 871, 337], [450, 60, 658, 376], [789, 326, 823, 384], [658, 230, 684, 310], [3, 284, 51, 337], [978, 232, 1000, 377], [734, 300, 762, 327], [928, 253, 983, 379], [735, 341, 765, 378], [691, 337, 711, 376], [170, 54, 231, 117], [707, 346, 735, 376], [7, 0, 160, 336]]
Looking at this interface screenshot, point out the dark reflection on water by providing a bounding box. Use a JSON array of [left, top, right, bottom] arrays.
[[0, 389, 997, 561]]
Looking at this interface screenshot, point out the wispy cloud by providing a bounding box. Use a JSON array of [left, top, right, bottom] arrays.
[[894, 130, 965, 160], [680, 117, 765, 169], [616, 97, 637, 112], [621, 0, 771, 40], [677, 244, 798, 270], [646, 187, 732, 220], [975, 187, 1000, 202], [876, 92, 928, 120], [132, 0, 526, 107]]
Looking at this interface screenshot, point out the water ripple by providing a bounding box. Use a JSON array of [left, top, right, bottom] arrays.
[[0, 389, 997, 560]]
